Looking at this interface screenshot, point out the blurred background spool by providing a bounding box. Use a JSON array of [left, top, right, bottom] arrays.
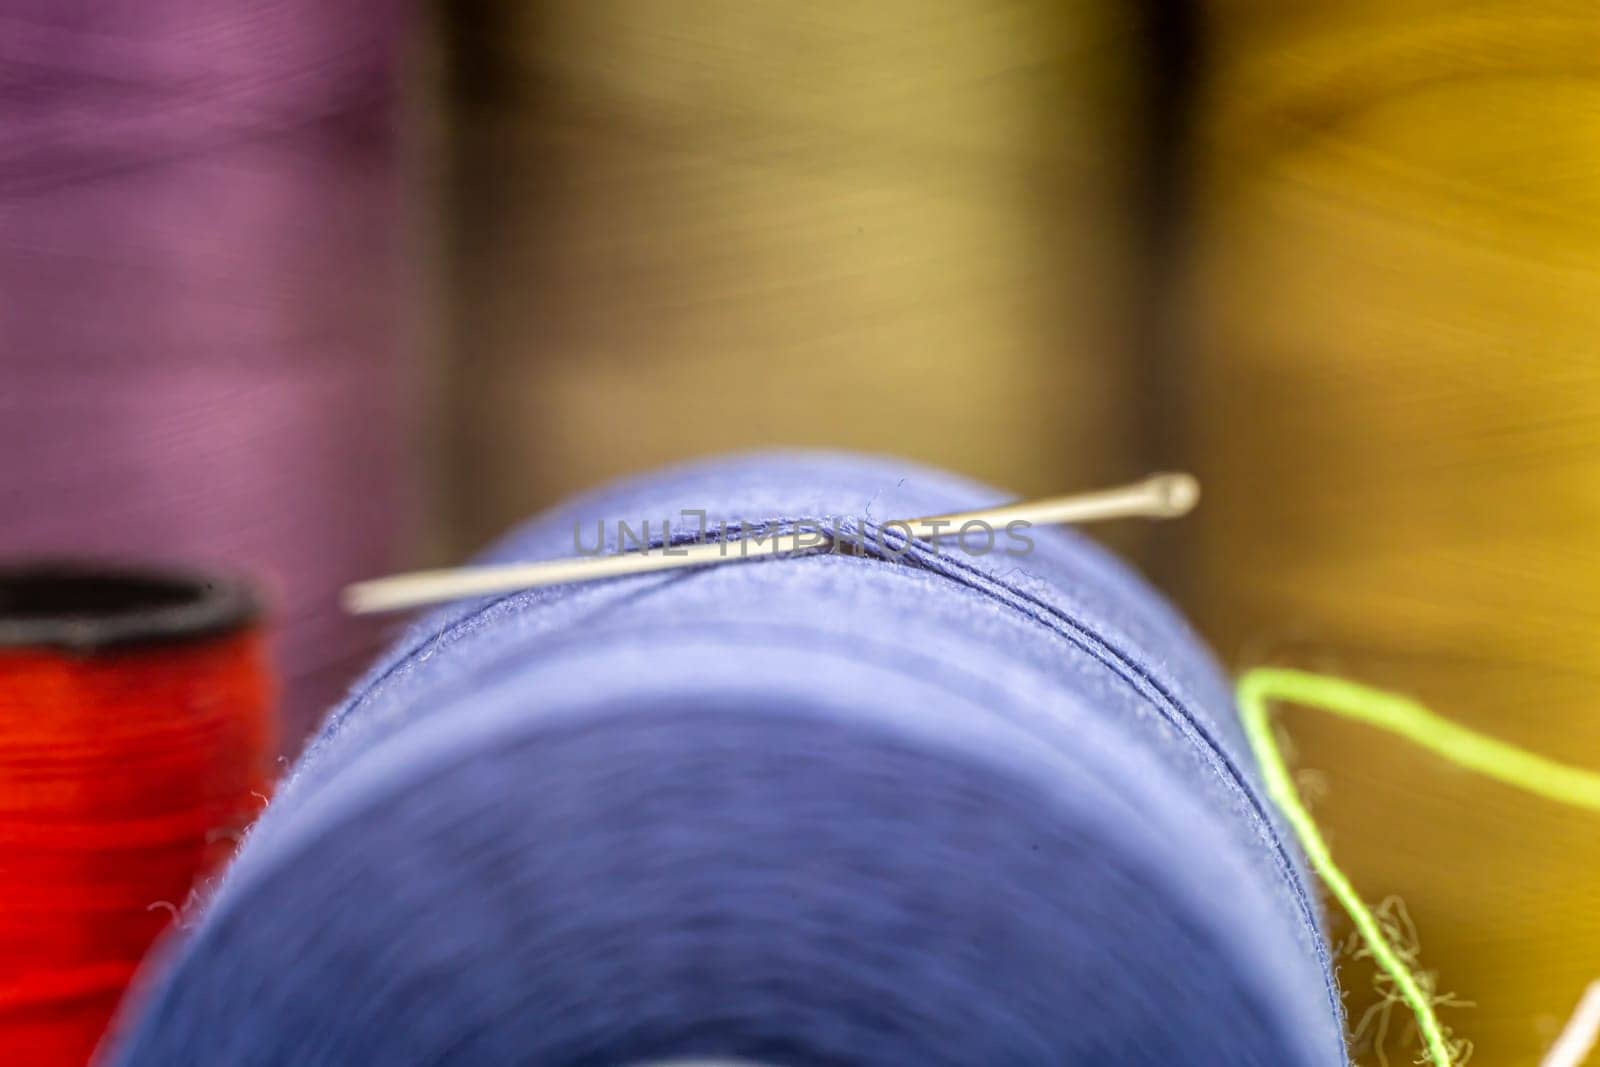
[[0, 1, 414, 751], [0, 565, 273, 1065], [1182, 2, 1600, 1062], [427, 1, 1156, 565], [106, 453, 1345, 1066]]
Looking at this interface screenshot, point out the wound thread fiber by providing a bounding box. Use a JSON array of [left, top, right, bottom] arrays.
[[0, 1, 412, 747], [109, 454, 1346, 1066], [0, 566, 273, 1065]]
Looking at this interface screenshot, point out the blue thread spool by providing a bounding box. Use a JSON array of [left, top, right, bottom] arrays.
[[109, 453, 1345, 1065]]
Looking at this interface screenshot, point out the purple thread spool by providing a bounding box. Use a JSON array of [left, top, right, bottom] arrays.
[[0, 0, 411, 748]]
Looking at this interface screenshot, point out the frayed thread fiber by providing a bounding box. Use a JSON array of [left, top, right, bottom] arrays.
[[1239, 668, 1600, 1067]]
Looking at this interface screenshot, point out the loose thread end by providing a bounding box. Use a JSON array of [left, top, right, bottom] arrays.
[[1238, 666, 1600, 1067]]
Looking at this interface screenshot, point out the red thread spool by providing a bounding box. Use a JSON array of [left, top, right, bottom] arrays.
[[0, 565, 274, 1065]]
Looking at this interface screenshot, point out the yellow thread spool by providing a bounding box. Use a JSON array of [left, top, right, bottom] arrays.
[[1186, 3, 1600, 1062], [430, 1, 1148, 559]]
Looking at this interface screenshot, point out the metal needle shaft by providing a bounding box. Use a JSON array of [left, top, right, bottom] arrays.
[[342, 472, 1199, 615]]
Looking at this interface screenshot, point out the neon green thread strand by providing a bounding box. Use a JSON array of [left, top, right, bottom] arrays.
[[1238, 668, 1600, 1066]]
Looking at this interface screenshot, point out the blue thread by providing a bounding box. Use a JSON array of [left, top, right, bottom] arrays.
[[109, 452, 1345, 1066]]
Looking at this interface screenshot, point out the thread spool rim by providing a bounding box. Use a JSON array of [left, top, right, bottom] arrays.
[[0, 562, 260, 654]]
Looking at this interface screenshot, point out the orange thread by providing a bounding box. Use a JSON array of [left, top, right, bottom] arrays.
[[0, 629, 274, 1065]]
